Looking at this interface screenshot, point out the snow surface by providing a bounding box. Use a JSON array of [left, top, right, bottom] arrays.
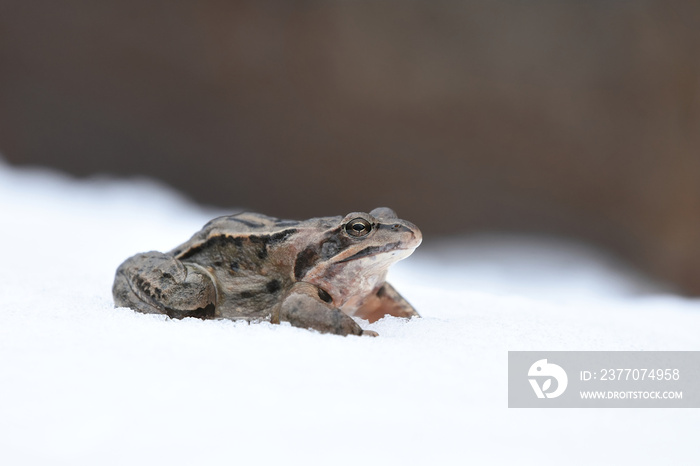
[[1, 159, 699, 465]]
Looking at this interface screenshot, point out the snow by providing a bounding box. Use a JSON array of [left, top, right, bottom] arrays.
[[1, 159, 699, 465]]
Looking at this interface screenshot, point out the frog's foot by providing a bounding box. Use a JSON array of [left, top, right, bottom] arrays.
[[353, 282, 420, 323], [113, 251, 218, 319], [277, 282, 372, 336]]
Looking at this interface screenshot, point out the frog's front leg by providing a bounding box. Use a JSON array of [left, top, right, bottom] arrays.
[[113, 251, 218, 319], [353, 282, 420, 323], [276, 282, 377, 337]]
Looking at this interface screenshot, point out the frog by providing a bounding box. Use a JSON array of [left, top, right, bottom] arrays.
[[112, 207, 422, 336]]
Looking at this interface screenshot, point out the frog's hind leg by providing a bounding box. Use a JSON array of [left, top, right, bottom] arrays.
[[113, 251, 218, 319], [353, 282, 420, 323]]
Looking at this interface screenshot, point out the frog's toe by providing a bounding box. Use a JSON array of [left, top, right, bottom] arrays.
[[353, 282, 420, 323], [361, 330, 379, 337], [113, 270, 168, 315]]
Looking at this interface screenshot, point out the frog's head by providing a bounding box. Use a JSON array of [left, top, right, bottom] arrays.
[[296, 207, 422, 307], [332, 207, 422, 262]]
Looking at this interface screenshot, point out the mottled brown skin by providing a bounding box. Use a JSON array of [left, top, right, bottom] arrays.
[[113, 207, 421, 336]]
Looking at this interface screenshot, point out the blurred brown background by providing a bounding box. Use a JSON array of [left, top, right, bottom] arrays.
[[1, 1, 699, 293]]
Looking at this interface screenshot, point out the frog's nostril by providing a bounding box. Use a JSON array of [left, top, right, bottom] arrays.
[[392, 224, 401, 230]]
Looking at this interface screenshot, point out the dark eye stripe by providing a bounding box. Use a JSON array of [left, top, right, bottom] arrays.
[[293, 226, 355, 279]]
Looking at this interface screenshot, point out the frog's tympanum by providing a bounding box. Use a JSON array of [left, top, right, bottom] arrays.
[[113, 208, 421, 336]]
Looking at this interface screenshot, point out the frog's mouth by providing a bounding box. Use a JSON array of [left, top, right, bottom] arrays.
[[337, 242, 413, 263]]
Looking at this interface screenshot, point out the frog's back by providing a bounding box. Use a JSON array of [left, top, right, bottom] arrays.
[[169, 212, 297, 255], [167, 212, 330, 320]]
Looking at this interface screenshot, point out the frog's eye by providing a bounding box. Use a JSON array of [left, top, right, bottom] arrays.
[[345, 218, 372, 237]]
